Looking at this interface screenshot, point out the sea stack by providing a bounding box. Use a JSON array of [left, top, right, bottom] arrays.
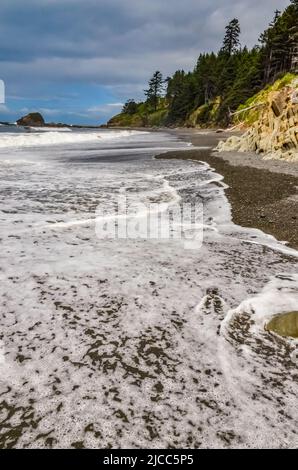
[[17, 112, 45, 127]]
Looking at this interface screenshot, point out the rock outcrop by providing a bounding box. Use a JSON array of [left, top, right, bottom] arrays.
[[17, 112, 45, 127], [217, 75, 298, 161]]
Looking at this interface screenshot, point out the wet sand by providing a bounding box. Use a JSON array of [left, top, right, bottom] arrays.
[[157, 129, 298, 250]]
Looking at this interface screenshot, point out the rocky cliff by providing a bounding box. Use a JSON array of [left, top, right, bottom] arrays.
[[217, 74, 298, 161]]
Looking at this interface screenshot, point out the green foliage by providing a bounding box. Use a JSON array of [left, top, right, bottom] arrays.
[[234, 72, 297, 125], [144, 71, 164, 112], [122, 99, 138, 115], [147, 109, 169, 127], [260, 1, 298, 82], [166, 71, 198, 124], [220, 18, 241, 56], [109, 1, 298, 128], [108, 97, 168, 128], [107, 112, 145, 127]]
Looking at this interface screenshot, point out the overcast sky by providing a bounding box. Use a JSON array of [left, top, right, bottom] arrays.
[[0, 0, 290, 124]]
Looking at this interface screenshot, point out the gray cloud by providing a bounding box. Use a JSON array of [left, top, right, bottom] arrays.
[[0, 0, 291, 119]]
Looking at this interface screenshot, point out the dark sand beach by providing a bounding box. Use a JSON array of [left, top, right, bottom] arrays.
[[157, 129, 298, 249]]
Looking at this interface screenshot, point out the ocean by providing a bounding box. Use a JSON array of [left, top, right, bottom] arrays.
[[0, 126, 297, 448]]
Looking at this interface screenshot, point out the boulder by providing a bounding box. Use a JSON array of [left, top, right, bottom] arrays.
[[271, 89, 288, 117], [17, 112, 45, 127]]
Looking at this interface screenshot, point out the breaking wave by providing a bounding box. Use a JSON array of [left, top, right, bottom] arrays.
[[0, 129, 147, 149]]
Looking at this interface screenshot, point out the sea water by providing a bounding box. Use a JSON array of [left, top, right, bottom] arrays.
[[0, 127, 297, 448]]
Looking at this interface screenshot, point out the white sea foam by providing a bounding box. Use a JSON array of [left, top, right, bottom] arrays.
[[0, 129, 146, 149], [222, 274, 298, 333], [217, 274, 298, 448], [28, 126, 73, 132], [0, 129, 297, 448]]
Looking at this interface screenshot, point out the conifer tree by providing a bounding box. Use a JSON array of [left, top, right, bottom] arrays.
[[289, 0, 298, 71], [121, 1, 297, 127], [122, 99, 138, 115], [260, 2, 298, 82], [144, 71, 164, 111], [221, 19, 241, 56]]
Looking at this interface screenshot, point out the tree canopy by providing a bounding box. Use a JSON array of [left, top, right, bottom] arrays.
[[220, 18, 241, 56], [119, 1, 298, 127], [144, 71, 164, 111]]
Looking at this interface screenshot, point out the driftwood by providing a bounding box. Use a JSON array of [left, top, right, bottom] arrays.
[[229, 102, 265, 117]]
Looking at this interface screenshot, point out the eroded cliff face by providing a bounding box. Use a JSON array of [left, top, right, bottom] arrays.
[[217, 77, 298, 161]]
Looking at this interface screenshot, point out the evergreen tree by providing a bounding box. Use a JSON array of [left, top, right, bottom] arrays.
[[121, 1, 297, 128], [144, 71, 164, 111], [194, 53, 219, 105], [289, 0, 298, 71], [221, 19, 241, 56], [166, 71, 197, 124], [122, 99, 138, 115], [260, 2, 298, 83], [220, 48, 263, 124]]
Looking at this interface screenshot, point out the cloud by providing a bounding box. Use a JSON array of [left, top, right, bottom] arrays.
[[0, 104, 9, 112], [0, 0, 291, 123], [0, 0, 289, 62], [88, 103, 123, 111], [87, 102, 123, 115], [107, 103, 124, 107]]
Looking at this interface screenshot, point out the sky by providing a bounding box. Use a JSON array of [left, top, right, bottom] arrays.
[[0, 0, 291, 125]]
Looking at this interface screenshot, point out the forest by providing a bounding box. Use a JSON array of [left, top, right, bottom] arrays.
[[109, 0, 298, 128]]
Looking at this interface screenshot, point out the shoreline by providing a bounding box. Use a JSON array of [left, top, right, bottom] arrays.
[[157, 129, 298, 250]]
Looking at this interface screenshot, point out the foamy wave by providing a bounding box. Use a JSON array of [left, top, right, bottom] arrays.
[[222, 274, 298, 333], [0, 130, 146, 149], [28, 127, 73, 132]]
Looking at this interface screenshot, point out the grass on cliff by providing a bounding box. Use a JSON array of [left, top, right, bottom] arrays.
[[108, 99, 169, 128], [108, 73, 298, 129], [187, 98, 221, 128], [185, 73, 297, 128], [234, 73, 298, 126]]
